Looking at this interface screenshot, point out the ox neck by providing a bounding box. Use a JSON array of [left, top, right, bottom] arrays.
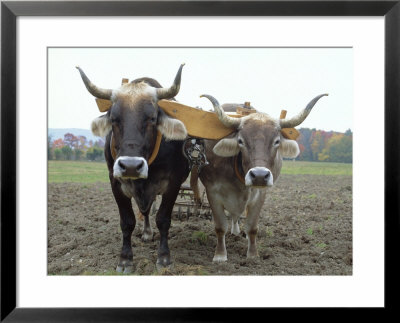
[[110, 131, 162, 166]]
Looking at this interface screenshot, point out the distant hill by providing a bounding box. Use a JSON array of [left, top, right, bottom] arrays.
[[48, 128, 102, 143]]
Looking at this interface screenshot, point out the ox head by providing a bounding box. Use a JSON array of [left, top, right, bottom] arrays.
[[76, 64, 187, 180], [201, 94, 327, 188]]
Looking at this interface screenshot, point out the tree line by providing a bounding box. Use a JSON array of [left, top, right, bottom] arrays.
[[296, 128, 352, 163], [48, 128, 352, 163], [48, 133, 105, 161]]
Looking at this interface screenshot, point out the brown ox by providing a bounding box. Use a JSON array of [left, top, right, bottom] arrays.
[[76, 65, 189, 272], [198, 94, 327, 261]]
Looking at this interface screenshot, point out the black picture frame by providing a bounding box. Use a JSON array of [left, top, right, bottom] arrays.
[[1, 1, 399, 321]]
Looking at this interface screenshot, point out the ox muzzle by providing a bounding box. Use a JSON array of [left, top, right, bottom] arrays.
[[113, 156, 149, 180], [245, 167, 273, 187]]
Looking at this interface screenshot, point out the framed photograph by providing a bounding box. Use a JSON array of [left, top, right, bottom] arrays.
[[2, 0, 399, 321]]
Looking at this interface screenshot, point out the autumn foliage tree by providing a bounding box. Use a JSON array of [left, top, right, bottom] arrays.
[[48, 132, 104, 161], [52, 138, 64, 149], [86, 147, 104, 161], [64, 133, 79, 149], [48, 129, 352, 163], [296, 128, 352, 163], [61, 146, 73, 160], [319, 132, 352, 163]]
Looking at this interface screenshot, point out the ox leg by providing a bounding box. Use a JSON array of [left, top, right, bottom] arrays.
[[141, 211, 153, 242], [155, 184, 180, 268], [214, 212, 228, 262], [244, 190, 266, 258], [207, 194, 228, 262], [112, 184, 136, 274], [244, 207, 262, 259]]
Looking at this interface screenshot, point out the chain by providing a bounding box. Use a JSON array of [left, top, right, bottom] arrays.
[[182, 138, 209, 172]]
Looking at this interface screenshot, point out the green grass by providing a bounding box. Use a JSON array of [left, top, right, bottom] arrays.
[[282, 160, 352, 176], [316, 242, 328, 249], [191, 231, 208, 245], [48, 160, 108, 183], [48, 160, 352, 184]]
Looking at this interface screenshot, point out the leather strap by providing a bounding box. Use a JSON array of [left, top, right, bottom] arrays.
[[110, 133, 117, 160], [110, 130, 162, 166], [234, 153, 245, 184], [148, 131, 162, 165]]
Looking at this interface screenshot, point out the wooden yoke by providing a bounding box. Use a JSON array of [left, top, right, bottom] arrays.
[[93, 78, 299, 142], [95, 98, 112, 112], [236, 102, 256, 116], [158, 100, 238, 140], [280, 110, 300, 140], [160, 100, 300, 141]]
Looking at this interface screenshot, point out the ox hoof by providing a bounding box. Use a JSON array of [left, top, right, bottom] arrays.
[[116, 265, 134, 274], [156, 258, 173, 272], [213, 254, 228, 262], [246, 251, 259, 259], [116, 259, 134, 274], [156, 256, 171, 268], [156, 262, 174, 272], [141, 232, 153, 242]]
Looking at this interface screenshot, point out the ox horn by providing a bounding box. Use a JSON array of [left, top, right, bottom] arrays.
[[156, 63, 185, 100], [76, 66, 113, 100], [200, 94, 241, 128], [279, 94, 328, 129]]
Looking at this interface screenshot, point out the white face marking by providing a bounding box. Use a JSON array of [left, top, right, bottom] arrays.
[[113, 156, 148, 179], [244, 167, 274, 187]]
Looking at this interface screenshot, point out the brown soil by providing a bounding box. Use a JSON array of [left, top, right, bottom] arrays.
[[48, 174, 352, 275]]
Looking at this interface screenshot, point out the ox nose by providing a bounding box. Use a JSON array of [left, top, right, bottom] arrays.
[[119, 159, 144, 175], [246, 167, 273, 187], [114, 157, 148, 179]]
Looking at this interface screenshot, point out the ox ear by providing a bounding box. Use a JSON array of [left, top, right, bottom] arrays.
[[91, 114, 111, 138], [279, 137, 300, 158], [213, 138, 240, 157], [157, 110, 188, 140]]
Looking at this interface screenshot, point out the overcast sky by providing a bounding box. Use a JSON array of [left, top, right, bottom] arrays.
[[48, 47, 352, 133]]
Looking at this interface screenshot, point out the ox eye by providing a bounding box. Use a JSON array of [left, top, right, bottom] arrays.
[[110, 116, 119, 124], [273, 139, 281, 147], [238, 138, 244, 146]]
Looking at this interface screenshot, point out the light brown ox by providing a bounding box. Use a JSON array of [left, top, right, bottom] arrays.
[[198, 93, 327, 262]]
